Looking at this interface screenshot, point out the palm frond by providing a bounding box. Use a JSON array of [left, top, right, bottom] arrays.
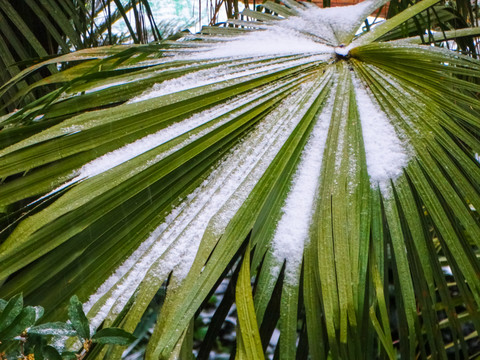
[[1, 0, 480, 358]]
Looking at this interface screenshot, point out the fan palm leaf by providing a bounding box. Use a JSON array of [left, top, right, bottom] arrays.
[[1, 0, 480, 358]]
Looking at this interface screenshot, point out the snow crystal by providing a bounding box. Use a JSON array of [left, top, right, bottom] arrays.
[[189, 0, 383, 62], [270, 90, 334, 284], [352, 74, 409, 192]]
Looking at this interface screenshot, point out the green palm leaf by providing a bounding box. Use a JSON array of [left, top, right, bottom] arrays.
[[0, 0, 162, 114], [1, 0, 480, 358]]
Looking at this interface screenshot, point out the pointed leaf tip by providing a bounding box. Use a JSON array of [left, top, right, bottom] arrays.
[[0, 306, 36, 340], [0, 293, 23, 332], [68, 295, 90, 340], [43, 345, 63, 360]]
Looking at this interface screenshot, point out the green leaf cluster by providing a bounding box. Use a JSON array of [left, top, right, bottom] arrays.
[[0, 294, 135, 359]]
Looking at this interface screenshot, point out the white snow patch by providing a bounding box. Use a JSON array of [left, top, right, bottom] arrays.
[[334, 46, 350, 57], [352, 74, 409, 192], [61, 125, 83, 135], [210, 78, 330, 233], [84, 80, 322, 327], [74, 98, 241, 179], [270, 91, 334, 284], [195, 27, 334, 59], [154, 1, 382, 60], [281, 0, 380, 46], [128, 64, 245, 103], [84, 79, 142, 94]]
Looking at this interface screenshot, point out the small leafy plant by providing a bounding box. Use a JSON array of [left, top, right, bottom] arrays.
[[0, 294, 135, 360]]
